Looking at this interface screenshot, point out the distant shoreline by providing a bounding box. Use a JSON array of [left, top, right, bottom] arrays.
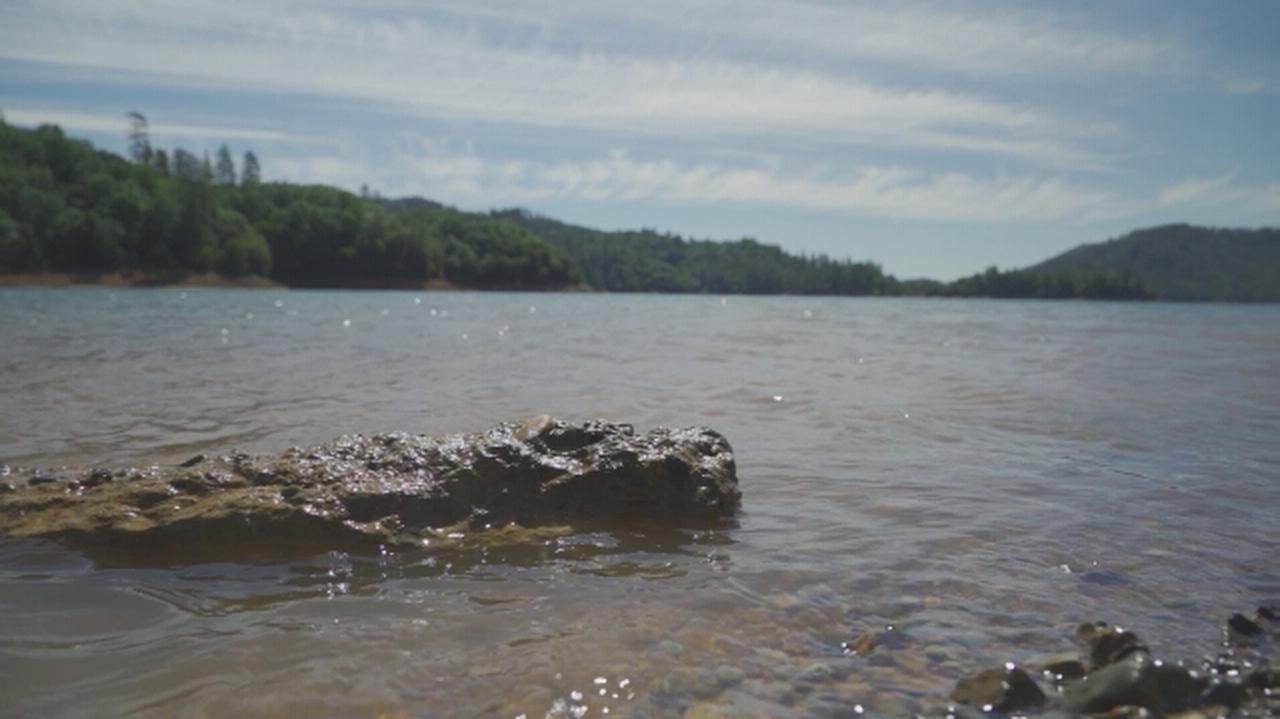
[[0, 272, 591, 292]]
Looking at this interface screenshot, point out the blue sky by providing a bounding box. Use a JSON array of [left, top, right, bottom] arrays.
[[2, 0, 1278, 279]]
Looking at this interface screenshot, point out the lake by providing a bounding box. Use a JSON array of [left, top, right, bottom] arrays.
[[1, 288, 1278, 717]]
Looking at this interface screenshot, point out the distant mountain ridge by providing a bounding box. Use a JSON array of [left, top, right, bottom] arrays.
[[1032, 224, 1280, 301]]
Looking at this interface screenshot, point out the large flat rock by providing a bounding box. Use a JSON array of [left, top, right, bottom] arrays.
[[0, 418, 739, 557]]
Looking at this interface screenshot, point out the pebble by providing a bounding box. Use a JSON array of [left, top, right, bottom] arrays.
[[714, 665, 746, 688], [658, 640, 685, 656]]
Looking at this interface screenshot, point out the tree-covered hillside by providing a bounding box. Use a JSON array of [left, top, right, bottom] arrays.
[[0, 118, 581, 289], [1032, 224, 1280, 301], [489, 209, 897, 295]]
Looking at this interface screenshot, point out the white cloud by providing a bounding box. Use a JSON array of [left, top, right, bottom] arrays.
[[1158, 174, 1280, 213], [386, 148, 1115, 223], [3, 108, 294, 143], [0, 0, 1113, 170]]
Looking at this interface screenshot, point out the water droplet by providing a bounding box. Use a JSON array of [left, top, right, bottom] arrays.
[[720, 297, 727, 305], [461, 333, 468, 340], [413, 297, 421, 305], [528, 305, 537, 313], [854, 705, 864, 715], [593, 677, 607, 686], [803, 309, 813, 318], [220, 327, 229, 335], [380, 308, 390, 316], [1005, 661, 1016, 671], [772, 395, 783, 402], [429, 308, 438, 316], [274, 299, 284, 308], [179, 291, 187, 299], [570, 690, 584, 701], [903, 412, 910, 419], [342, 319, 351, 328]]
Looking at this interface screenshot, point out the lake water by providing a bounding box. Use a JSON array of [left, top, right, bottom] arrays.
[[1, 288, 1278, 717]]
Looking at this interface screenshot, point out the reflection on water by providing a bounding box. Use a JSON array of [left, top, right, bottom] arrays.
[[2, 289, 1279, 716]]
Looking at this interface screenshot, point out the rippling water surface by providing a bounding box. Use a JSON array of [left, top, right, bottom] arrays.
[[2, 288, 1278, 717]]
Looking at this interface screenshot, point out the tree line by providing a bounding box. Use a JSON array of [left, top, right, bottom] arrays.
[[492, 209, 1150, 299], [0, 114, 1151, 299], [0, 115, 580, 288]]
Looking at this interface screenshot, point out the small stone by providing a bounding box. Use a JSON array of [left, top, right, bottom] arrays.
[[714, 665, 746, 688], [27, 475, 58, 486], [683, 702, 728, 719], [797, 662, 837, 684], [1202, 681, 1245, 711], [1089, 628, 1149, 668], [1042, 655, 1088, 682], [179, 454, 207, 468], [951, 666, 1046, 713], [1227, 612, 1262, 639], [1063, 654, 1161, 714], [844, 632, 877, 656], [659, 640, 685, 656], [1248, 666, 1280, 690], [1154, 663, 1207, 714]]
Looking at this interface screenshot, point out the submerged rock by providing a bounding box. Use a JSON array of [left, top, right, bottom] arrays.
[[950, 665, 1045, 713], [0, 418, 739, 557]]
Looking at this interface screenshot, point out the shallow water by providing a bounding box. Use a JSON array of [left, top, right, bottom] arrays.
[[1, 288, 1278, 717]]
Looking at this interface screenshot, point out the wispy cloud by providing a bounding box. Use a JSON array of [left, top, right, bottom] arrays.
[[372, 148, 1112, 223], [2, 108, 295, 144], [1158, 173, 1280, 213], [0, 0, 1114, 171]]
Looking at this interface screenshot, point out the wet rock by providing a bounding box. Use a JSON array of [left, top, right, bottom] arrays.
[[683, 702, 728, 719], [843, 625, 908, 657], [1248, 666, 1280, 690], [178, 453, 207, 468], [1227, 612, 1262, 641], [1088, 627, 1150, 668], [0, 418, 740, 559], [0, 482, 13, 494], [1063, 654, 1161, 714], [1202, 680, 1246, 711], [1040, 654, 1087, 682], [714, 665, 746, 688], [659, 640, 686, 657], [1259, 606, 1279, 623], [950, 665, 1045, 713], [1154, 663, 1208, 714]]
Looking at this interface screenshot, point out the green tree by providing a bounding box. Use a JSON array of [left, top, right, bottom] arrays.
[[215, 144, 236, 185], [241, 151, 260, 185], [126, 112, 151, 165]]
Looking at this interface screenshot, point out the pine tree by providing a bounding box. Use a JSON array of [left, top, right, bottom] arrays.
[[241, 151, 261, 185], [127, 112, 152, 164], [215, 144, 236, 185]]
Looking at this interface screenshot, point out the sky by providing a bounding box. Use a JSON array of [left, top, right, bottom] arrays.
[[1, 0, 1278, 279]]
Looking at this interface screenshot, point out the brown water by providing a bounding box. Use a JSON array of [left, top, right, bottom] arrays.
[[1, 288, 1278, 717]]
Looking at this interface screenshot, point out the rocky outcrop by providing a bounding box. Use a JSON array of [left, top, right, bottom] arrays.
[[0, 417, 739, 557]]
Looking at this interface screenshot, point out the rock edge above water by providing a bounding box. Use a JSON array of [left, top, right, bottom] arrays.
[[0, 417, 740, 556]]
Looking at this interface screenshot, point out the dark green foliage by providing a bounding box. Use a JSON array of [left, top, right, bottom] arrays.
[[931, 266, 1151, 300], [1032, 224, 1280, 301], [490, 209, 895, 295], [0, 122, 581, 288], [214, 144, 236, 186], [241, 151, 260, 185]]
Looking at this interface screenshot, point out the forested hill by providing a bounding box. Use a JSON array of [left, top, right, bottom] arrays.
[[488, 208, 896, 295], [1032, 225, 1280, 301], [0, 120, 581, 289]]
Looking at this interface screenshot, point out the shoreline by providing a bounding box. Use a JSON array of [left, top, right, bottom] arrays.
[[0, 272, 592, 292]]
